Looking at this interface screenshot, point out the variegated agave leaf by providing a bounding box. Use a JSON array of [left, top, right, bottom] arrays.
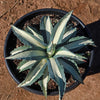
[[18, 59, 47, 87], [10, 46, 32, 55], [17, 60, 38, 72], [11, 25, 47, 49], [58, 58, 83, 83], [6, 49, 46, 60], [38, 67, 50, 98], [40, 16, 53, 44], [49, 11, 73, 45], [62, 27, 77, 43], [54, 47, 86, 62], [47, 58, 66, 100], [64, 36, 95, 52], [25, 26, 44, 41]]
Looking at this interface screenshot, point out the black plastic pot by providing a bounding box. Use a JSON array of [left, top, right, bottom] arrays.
[[4, 8, 93, 95]]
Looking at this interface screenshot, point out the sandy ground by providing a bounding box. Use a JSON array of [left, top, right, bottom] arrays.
[[0, 0, 100, 100]]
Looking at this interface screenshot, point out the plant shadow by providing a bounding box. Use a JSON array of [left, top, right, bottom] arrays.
[[86, 20, 100, 75]]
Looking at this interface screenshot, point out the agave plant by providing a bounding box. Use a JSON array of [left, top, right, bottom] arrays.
[[6, 11, 95, 100]]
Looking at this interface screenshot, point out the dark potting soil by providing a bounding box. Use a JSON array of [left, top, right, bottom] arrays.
[[12, 14, 90, 92]]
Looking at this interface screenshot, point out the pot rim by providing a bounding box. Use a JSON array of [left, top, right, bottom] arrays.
[[4, 8, 93, 95]]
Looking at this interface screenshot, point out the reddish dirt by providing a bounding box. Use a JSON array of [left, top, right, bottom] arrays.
[[0, 0, 100, 100]]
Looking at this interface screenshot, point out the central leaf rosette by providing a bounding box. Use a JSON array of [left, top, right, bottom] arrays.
[[6, 11, 95, 100], [47, 42, 56, 57]]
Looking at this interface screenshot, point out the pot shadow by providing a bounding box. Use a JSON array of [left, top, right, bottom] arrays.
[[86, 20, 100, 75]]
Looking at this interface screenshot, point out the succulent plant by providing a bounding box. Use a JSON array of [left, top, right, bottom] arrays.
[[6, 11, 95, 100]]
